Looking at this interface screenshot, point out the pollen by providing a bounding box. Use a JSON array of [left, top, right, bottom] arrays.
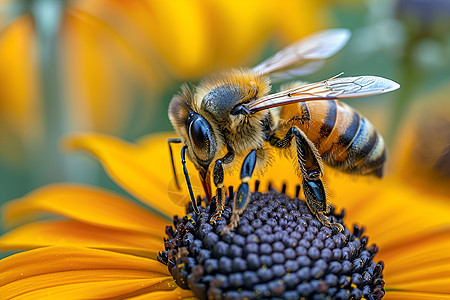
[[158, 185, 385, 300]]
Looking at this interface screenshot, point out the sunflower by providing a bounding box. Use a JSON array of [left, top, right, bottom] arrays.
[[1, 132, 449, 299]]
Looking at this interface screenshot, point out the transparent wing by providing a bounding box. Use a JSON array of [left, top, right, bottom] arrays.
[[253, 28, 351, 82], [247, 75, 400, 113]]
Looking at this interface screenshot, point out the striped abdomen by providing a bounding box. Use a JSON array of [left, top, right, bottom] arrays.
[[279, 100, 386, 177]]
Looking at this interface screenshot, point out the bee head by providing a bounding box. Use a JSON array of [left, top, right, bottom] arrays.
[[169, 85, 217, 167], [169, 85, 218, 202]]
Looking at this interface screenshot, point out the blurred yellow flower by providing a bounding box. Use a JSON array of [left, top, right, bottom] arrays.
[[0, 15, 42, 164], [391, 84, 450, 198], [0, 0, 337, 151], [1, 133, 449, 299]]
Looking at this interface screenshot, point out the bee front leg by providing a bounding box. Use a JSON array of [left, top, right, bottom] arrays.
[[223, 149, 257, 234], [210, 149, 234, 224], [210, 159, 226, 224]]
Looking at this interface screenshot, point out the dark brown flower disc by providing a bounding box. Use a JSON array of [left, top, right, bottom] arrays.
[[158, 186, 385, 300]]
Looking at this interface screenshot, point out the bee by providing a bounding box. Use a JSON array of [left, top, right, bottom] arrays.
[[168, 29, 400, 233]]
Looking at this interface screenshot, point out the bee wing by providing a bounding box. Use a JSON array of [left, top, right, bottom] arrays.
[[253, 28, 351, 82], [246, 75, 400, 113]]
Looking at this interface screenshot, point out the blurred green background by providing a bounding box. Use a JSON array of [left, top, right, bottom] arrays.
[[1, 0, 449, 207]]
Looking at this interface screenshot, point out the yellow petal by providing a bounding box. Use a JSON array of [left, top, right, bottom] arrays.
[[323, 174, 450, 295], [135, 132, 195, 188], [208, 0, 273, 67], [140, 0, 213, 79], [0, 246, 169, 282], [381, 229, 450, 293], [61, 10, 123, 134], [326, 172, 383, 214], [67, 5, 167, 86], [3, 268, 174, 300], [61, 8, 165, 134], [382, 233, 450, 275], [69, 0, 210, 79], [0, 220, 164, 258], [136, 133, 206, 206], [128, 287, 196, 300], [272, 0, 329, 42], [6, 277, 176, 300], [388, 277, 450, 294], [0, 15, 42, 162], [391, 85, 450, 199], [348, 180, 450, 249], [2, 183, 170, 234], [325, 174, 450, 239], [65, 133, 187, 217], [1, 247, 178, 299], [386, 291, 450, 300], [82, 0, 214, 79]]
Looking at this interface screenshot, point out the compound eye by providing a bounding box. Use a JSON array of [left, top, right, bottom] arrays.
[[188, 112, 213, 162]]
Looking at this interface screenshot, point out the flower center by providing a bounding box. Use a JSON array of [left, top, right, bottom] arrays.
[[158, 185, 385, 300]]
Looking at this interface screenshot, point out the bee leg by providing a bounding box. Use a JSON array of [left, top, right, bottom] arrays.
[[181, 146, 200, 215], [167, 138, 182, 190], [270, 127, 343, 233], [210, 187, 226, 224], [210, 149, 235, 224], [302, 176, 343, 233], [223, 149, 257, 234], [293, 130, 344, 233], [314, 210, 343, 233]]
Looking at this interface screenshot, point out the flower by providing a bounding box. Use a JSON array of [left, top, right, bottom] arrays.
[[158, 190, 386, 299], [0, 14, 42, 165], [391, 84, 450, 199], [1, 133, 449, 299]]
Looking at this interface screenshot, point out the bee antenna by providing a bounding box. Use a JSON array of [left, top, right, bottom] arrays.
[[255, 180, 260, 192], [268, 182, 272, 191], [181, 146, 200, 214]]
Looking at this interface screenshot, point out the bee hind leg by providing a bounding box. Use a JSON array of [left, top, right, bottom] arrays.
[[303, 177, 344, 233], [270, 127, 343, 233], [210, 149, 235, 224], [223, 149, 257, 234]]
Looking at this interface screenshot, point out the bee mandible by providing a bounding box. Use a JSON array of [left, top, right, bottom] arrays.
[[168, 29, 400, 233]]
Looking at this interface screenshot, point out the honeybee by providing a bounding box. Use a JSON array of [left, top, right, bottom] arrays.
[[168, 29, 400, 233]]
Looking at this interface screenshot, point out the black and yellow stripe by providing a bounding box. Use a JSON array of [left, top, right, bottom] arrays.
[[277, 100, 386, 177]]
